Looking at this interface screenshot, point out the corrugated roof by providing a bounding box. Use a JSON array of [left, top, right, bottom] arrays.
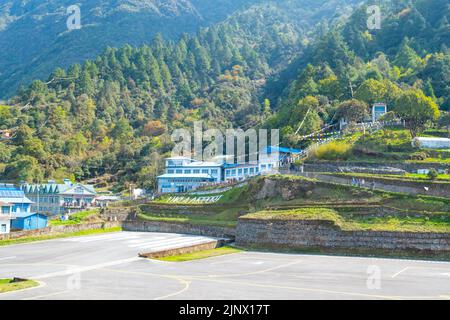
[[13, 212, 47, 219]]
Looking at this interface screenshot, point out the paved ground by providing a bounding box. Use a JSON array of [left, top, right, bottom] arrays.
[[0, 231, 449, 300]]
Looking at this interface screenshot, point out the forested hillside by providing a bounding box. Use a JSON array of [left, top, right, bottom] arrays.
[[0, 0, 359, 189], [0, 0, 263, 97], [0, 0, 448, 190], [267, 0, 449, 146]]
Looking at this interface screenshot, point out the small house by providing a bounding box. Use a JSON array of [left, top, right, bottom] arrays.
[[0, 201, 13, 234], [11, 212, 48, 231]]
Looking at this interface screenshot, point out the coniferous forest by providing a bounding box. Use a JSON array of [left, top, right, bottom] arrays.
[[0, 0, 448, 191]]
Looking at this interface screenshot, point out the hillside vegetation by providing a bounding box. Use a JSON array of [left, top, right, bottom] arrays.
[[0, 0, 448, 190]]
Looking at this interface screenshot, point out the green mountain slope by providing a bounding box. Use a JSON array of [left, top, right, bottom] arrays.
[[0, 0, 263, 98], [266, 0, 449, 147], [0, 0, 359, 188]]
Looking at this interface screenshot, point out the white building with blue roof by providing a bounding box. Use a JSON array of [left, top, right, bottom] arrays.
[[157, 146, 302, 194]]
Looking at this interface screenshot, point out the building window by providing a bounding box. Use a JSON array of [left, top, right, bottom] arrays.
[[167, 170, 174, 174], [238, 169, 243, 175], [193, 169, 200, 174], [261, 165, 267, 170], [244, 168, 248, 174], [1, 224, 6, 233], [184, 170, 192, 174], [226, 170, 230, 177], [250, 168, 254, 174], [202, 169, 209, 174], [211, 169, 218, 175], [176, 170, 182, 174], [255, 167, 259, 173]]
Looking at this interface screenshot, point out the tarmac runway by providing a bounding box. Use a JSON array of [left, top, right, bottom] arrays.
[[0, 231, 449, 300]]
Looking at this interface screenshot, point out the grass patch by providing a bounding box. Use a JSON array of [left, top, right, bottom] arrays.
[[156, 246, 242, 262], [137, 209, 239, 228], [49, 209, 101, 226], [242, 208, 450, 233], [0, 227, 122, 247], [0, 279, 39, 293]]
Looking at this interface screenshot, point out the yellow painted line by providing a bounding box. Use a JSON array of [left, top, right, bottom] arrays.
[[154, 279, 191, 300], [189, 277, 443, 300]]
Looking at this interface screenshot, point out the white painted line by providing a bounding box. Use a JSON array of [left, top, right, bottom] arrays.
[[126, 237, 167, 244], [63, 233, 138, 243], [129, 237, 211, 250], [391, 267, 411, 278], [127, 236, 208, 248], [142, 239, 215, 253], [0, 256, 16, 261], [32, 257, 141, 280]]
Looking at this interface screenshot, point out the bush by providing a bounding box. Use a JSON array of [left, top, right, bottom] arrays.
[[410, 152, 429, 161], [312, 141, 352, 160], [427, 169, 439, 180]]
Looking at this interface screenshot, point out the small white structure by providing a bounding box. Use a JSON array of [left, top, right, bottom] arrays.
[[372, 103, 387, 122], [0, 201, 13, 234], [412, 137, 450, 149]]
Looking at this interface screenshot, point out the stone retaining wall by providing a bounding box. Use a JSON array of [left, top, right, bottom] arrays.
[[0, 221, 121, 241], [139, 240, 224, 259], [299, 172, 450, 198], [123, 220, 236, 239], [236, 218, 450, 253], [303, 161, 449, 174]]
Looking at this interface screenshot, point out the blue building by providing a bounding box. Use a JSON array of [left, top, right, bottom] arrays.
[[0, 184, 33, 215], [11, 212, 48, 231], [157, 146, 302, 194]]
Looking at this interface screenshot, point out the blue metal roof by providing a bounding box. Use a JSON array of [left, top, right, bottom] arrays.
[[13, 212, 47, 219], [265, 146, 302, 154]]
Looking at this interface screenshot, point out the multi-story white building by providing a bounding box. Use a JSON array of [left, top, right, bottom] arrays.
[[157, 147, 301, 194]]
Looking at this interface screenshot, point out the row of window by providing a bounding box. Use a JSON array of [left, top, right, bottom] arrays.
[[167, 168, 219, 175], [226, 166, 263, 177]]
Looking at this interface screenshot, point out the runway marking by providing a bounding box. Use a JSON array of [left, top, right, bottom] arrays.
[[391, 266, 450, 278], [127, 236, 213, 249], [100, 267, 191, 300], [245, 251, 450, 265], [189, 277, 444, 300], [32, 257, 141, 280], [0, 256, 16, 261], [23, 290, 71, 300], [392, 267, 411, 278], [194, 260, 303, 279], [154, 279, 191, 300]]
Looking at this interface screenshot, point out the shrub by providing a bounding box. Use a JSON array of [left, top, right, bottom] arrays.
[[313, 141, 352, 160], [427, 169, 439, 180], [410, 152, 429, 161]]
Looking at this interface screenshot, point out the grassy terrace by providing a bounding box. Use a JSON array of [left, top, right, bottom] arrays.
[[137, 208, 240, 228], [242, 208, 450, 233], [156, 246, 242, 262], [0, 227, 122, 247], [49, 209, 101, 226], [310, 128, 450, 163], [136, 175, 449, 229], [0, 279, 39, 293], [326, 172, 450, 183]]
